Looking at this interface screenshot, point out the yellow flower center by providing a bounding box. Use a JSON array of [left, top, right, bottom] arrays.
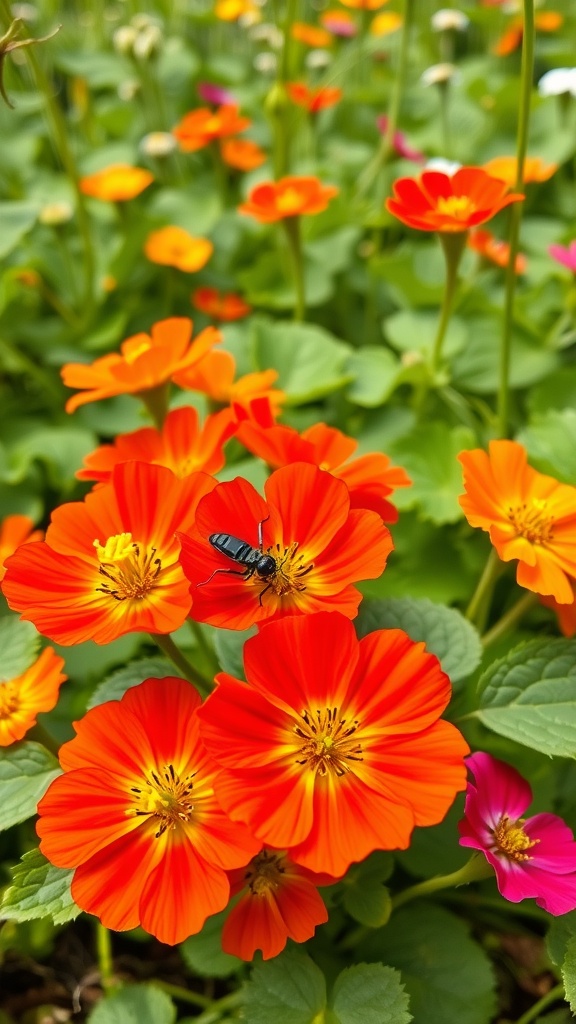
[[436, 195, 475, 220], [94, 532, 162, 601], [0, 682, 18, 720], [127, 763, 196, 839], [507, 499, 554, 545], [275, 187, 304, 215], [261, 541, 314, 597], [491, 814, 539, 862], [122, 336, 153, 364], [294, 706, 362, 777], [244, 850, 286, 896]]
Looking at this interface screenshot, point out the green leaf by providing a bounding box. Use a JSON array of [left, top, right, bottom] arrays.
[[385, 310, 467, 359], [359, 905, 496, 1024], [87, 657, 175, 709], [1, 848, 78, 925], [344, 347, 401, 408], [520, 409, 576, 483], [451, 315, 557, 393], [0, 742, 61, 831], [0, 619, 41, 682], [547, 911, 576, 967], [0, 201, 39, 258], [180, 909, 243, 978], [331, 964, 412, 1024], [562, 936, 576, 1014], [242, 950, 326, 1024], [356, 598, 482, 687], [87, 985, 176, 1024], [239, 250, 333, 310], [342, 853, 394, 928], [395, 800, 468, 880], [388, 423, 474, 524], [252, 318, 352, 404], [476, 639, 576, 758], [213, 628, 256, 679]]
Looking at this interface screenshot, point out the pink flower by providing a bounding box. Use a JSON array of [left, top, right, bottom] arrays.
[[458, 752, 576, 915], [549, 241, 576, 273], [376, 116, 425, 163], [197, 81, 236, 106]]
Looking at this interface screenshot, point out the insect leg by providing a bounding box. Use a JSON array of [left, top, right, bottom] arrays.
[[258, 582, 273, 606], [257, 514, 271, 549], [197, 566, 252, 588]]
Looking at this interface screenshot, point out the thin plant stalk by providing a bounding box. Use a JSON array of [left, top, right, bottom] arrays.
[[283, 215, 306, 321], [96, 922, 115, 992], [514, 984, 566, 1024], [151, 633, 212, 695], [430, 230, 467, 374], [481, 590, 538, 648], [498, 0, 534, 439]]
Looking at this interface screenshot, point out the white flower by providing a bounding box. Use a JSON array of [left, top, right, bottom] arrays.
[[249, 22, 282, 46], [140, 131, 177, 157], [431, 9, 469, 32], [132, 22, 162, 59], [538, 67, 576, 97], [38, 201, 74, 226], [420, 62, 461, 87], [305, 48, 331, 69], [425, 157, 462, 175], [117, 79, 140, 100], [253, 51, 277, 73], [10, 3, 37, 21], [112, 24, 137, 54]]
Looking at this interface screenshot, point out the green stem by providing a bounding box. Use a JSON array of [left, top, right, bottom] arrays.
[[96, 922, 115, 992], [27, 722, 61, 758], [138, 382, 170, 429], [498, 0, 534, 439], [194, 991, 243, 1024], [481, 590, 538, 648], [153, 981, 211, 1009], [438, 82, 451, 159], [266, 0, 298, 177], [431, 230, 467, 375], [151, 633, 212, 695], [390, 854, 493, 912], [188, 619, 219, 676], [514, 983, 566, 1024], [465, 549, 503, 626], [283, 216, 305, 321]]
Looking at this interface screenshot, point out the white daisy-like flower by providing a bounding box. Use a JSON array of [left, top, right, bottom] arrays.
[[421, 62, 461, 87], [425, 157, 462, 175], [538, 67, 576, 97], [140, 132, 177, 158], [431, 9, 469, 32]]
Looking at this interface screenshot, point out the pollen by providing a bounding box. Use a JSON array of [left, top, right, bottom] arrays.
[[0, 682, 19, 720], [127, 762, 196, 838], [492, 814, 540, 862], [263, 541, 314, 597], [293, 705, 363, 778], [507, 500, 554, 545], [275, 187, 305, 215], [94, 532, 162, 602], [436, 195, 475, 220], [245, 849, 286, 896]]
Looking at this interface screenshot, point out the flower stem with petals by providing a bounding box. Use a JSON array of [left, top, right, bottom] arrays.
[[390, 854, 494, 913], [498, 0, 534, 439], [151, 633, 212, 695], [481, 590, 538, 648], [514, 984, 566, 1024], [283, 216, 306, 321]]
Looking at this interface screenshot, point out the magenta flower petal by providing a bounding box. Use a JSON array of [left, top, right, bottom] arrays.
[[458, 752, 576, 917], [549, 242, 576, 272], [197, 82, 236, 106]]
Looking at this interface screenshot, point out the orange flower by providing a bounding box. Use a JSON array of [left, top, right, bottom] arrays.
[[0, 648, 66, 747], [173, 348, 285, 421], [79, 164, 154, 202], [198, 612, 469, 876], [339, 0, 388, 8], [386, 167, 524, 233], [177, 463, 393, 630], [172, 106, 250, 153], [238, 176, 339, 223], [291, 22, 333, 47], [458, 440, 576, 603], [215, 0, 259, 20], [0, 514, 43, 582], [2, 462, 217, 645], [61, 317, 220, 414], [494, 12, 563, 55], [468, 229, 527, 273], [192, 287, 252, 321], [220, 138, 267, 171], [483, 155, 558, 186], [370, 11, 403, 34], [76, 407, 236, 487], [144, 227, 213, 273], [37, 677, 259, 945], [236, 421, 411, 523], [287, 82, 343, 113], [222, 850, 330, 960], [541, 582, 576, 637], [320, 9, 357, 36]]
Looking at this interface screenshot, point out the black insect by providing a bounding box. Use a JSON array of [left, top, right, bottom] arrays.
[[198, 517, 277, 605]]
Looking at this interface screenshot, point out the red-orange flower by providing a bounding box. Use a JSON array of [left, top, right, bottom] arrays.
[[236, 421, 411, 523], [220, 138, 267, 171], [177, 463, 393, 630], [79, 165, 154, 202], [192, 287, 252, 322], [198, 612, 469, 876], [458, 440, 576, 603], [339, 0, 388, 8], [76, 407, 236, 487], [2, 462, 217, 645], [172, 106, 251, 153], [173, 348, 285, 422], [482, 155, 558, 187], [0, 648, 66, 746], [494, 12, 563, 55], [61, 317, 220, 414], [468, 229, 527, 274], [541, 583, 576, 637], [239, 176, 339, 223], [291, 22, 333, 47], [144, 227, 213, 273], [386, 167, 524, 233], [0, 514, 43, 582], [37, 677, 259, 945], [222, 849, 330, 960], [287, 82, 343, 113]]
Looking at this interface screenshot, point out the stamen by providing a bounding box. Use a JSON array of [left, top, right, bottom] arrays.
[[294, 705, 362, 778], [245, 850, 286, 896], [94, 532, 162, 602], [261, 542, 314, 597], [491, 814, 540, 862], [0, 682, 19, 720], [507, 500, 554, 545], [126, 763, 196, 839], [437, 195, 474, 219]]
